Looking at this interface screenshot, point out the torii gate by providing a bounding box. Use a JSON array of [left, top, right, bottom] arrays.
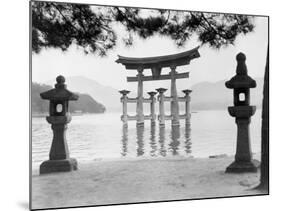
[[116, 46, 200, 126]]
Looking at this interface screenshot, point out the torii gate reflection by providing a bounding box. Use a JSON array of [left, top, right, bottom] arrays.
[[116, 46, 200, 127], [121, 124, 191, 157]]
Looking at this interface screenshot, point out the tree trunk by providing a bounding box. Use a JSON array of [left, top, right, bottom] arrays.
[[256, 46, 269, 191]]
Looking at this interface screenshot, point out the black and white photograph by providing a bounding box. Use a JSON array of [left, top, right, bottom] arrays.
[[30, 0, 269, 210]]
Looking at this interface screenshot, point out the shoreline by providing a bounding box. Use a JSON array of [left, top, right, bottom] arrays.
[[32, 155, 265, 210], [32, 153, 261, 175]]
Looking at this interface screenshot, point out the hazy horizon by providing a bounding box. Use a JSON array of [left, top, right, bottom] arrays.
[[34, 74, 264, 91]]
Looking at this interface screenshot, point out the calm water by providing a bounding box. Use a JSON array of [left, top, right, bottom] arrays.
[[32, 110, 262, 170]]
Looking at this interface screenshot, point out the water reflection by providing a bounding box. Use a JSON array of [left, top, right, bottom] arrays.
[[159, 126, 167, 156], [149, 125, 157, 157], [136, 126, 145, 156], [120, 123, 192, 158], [169, 126, 181, 155], [184, 124, 192, 154], [121, 125, 128, 156]]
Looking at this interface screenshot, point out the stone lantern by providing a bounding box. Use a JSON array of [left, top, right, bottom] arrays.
[[39, 75, 79, 174], [225, 53, 257, 173]]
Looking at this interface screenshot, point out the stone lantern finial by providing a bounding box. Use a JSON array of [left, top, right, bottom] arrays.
[[236, 52, 246, 61], [55, 75, 66, 89], [236, 52, 247, 75]]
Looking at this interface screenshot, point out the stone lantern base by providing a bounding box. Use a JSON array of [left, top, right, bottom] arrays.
[[225, 160, 258, 173], [40, 158, 78, 174]]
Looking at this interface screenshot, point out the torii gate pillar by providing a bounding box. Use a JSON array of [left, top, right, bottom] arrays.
[[136, 67, 144, 126], [170, 65, 180, 126]]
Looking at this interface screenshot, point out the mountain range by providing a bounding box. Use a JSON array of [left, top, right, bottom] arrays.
[[32, 82, 105, 115], [46, 76, 122, 112], [190, 77, 263, 110], [44, 76, 264, 112]]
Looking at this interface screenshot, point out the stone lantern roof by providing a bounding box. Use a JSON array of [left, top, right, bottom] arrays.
[[225, 53, 256, 89], [147, 91, 157, 95], [40, 75, 79, 101], [119, 90, 131, 95], [155, 88, 168, 93], [182, 89, 192, 94]]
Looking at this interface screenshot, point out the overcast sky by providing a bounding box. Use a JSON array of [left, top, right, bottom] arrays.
[[32, 11, 268, 93]]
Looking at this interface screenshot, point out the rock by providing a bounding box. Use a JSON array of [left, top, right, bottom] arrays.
[[209, 154, 228, 159]]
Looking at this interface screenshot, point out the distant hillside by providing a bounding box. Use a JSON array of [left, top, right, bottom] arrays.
[[44, 76, 264, 113], [190, 77, 264, 110], [46, 76, 122, 112], [31, 82, 105, 114]]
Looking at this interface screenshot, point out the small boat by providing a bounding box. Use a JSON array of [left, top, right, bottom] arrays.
[[72, 110, 83, 116]]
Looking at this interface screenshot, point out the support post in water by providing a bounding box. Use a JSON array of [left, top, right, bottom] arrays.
[[39, 75, 79, 174], [119, 90, 131, 127], [225, 53, 258, 173], [147, 91, 157, 126], [156, 88, 168, 126], [182, 89, 192, 126]]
